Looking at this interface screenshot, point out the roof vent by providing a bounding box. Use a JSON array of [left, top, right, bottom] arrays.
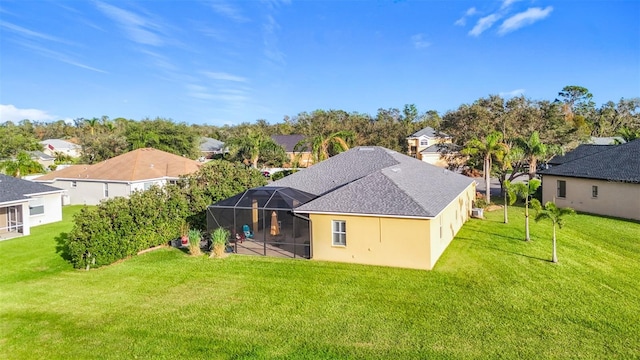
[[150, 164, 154, 168], [391, 168, 401, 173]]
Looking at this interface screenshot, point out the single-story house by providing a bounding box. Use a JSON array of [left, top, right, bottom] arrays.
[[0, 174, 64, 240], [271, 134, 313, 167], [208, 146, 476, 270], [539, 139, 640, 221], [35, 148, 201, 205], [40, 139, 81, 158], [547, 144, 615, 167], [200, 137, 226, 159], [406, 126, 453, 164]]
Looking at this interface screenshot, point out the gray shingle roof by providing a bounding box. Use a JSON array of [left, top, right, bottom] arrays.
[[0, 174, 63, 204], [548, 144, 614, 166], [408, 127, 449, 138], [272, 146, 475, 218], [271, 135, 307, 153], [200, 137, 225, 152], [539, 139, 640, 183]]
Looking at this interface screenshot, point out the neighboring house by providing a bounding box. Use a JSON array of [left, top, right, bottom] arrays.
[[590, 136, 624, 145], [406, 127, 453, 165], [35, 148, 201, 205], [40, 139, 81, 158], [209, 146, 476, 270], [547, 144, 615, 167], [0, 174, 64, 240], [200, 137, 226, 159], [271, 134, 313, 168], [419, 143, 462, 168], [28, 151, 56, 169], [539, 139, 640, 221]]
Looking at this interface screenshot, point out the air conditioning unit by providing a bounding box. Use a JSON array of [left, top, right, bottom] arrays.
[[471, 208, 484, 219]]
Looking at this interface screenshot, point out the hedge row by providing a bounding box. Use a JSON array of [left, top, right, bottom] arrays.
[[66, 160, 267, 269]]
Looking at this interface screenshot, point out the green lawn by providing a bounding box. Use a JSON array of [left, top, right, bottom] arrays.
[[1, 205, 639, 359]]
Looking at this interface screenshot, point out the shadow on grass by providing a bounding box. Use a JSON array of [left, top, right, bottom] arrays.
[[55, 232, 72, 262], [456, 236, 549, 262]]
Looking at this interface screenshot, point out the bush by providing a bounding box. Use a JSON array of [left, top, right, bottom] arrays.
[[210, 227, 229, 258], [270, 169, 299, 181], [188, 229, 202, 256]]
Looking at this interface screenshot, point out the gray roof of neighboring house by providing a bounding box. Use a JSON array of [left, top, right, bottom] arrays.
[[548, 144, 615, 166], [200, 137, 225, 152], [419, 143, 460, 154], [0, 174, 63, 204], [40, 139, 80, 150], [272, 146, 475, 218], [28, 151, 55, 161], [271, 134, 307, 153], [539, 139, 640, 183], [408, 127, 449, 139]]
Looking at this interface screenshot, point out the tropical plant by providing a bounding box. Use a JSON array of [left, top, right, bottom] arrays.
[[516, 131, 547, 179], [532, 200, 575, 263], [505, 179, 541, 240], [188, 229, 202, 256], [84, 117, 99, 136], [308, 130, 355, 163], [463, 131, 508, 204], [0, 151, 44, 177], [226, 131, 286, 168], [614, 126, 640, 144], [210, 227, 229, 258]]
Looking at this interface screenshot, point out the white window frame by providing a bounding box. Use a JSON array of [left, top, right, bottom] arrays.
[[420, 139, 429, 146], [104, 183, 109, 198], [332, 220, 346, 247], [71, 181, 77, 188], [29, 197, 45, 216]]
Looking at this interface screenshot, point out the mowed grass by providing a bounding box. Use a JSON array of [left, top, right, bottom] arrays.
[[1, 205, 639, 359]]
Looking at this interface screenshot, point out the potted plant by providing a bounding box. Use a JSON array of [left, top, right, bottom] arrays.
[[180, 222, 189, 246], [210, 227, 229, 258]]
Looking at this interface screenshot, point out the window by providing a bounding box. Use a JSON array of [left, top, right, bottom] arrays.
[[592, 185, 598, 198], [71, 181, 77, 188], [332, 220, 346, 246], [104, 183, 109, 198], [29, 198, 44, 216], [557, 180, 566, 198], [143, 182, 154, 190], [420, 139, 429, 146], [439, 216, 443, 239]]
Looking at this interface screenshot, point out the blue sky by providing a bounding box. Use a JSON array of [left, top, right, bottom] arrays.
[[1, 0, 638, 126]]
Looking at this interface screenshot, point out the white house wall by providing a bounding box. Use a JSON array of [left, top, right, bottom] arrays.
[[28, 193, 63, 227]]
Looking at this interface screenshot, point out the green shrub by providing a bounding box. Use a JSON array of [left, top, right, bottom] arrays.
[[210, 227, 229, 258], [188, 229, 202, 256], [270, 169, 298, 181]]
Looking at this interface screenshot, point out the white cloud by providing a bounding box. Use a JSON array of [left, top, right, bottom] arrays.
[[454, 7, 477, 26], [203, 71, 248, 82], [19, 42, 107, 73], [95, 1, 164, 46], [499, 89, 526, 97], [469, 14, 502, 37], [0, 21, 73, 44], [0, 104, 57, 122], [498, 6, 553, 35], [500, 0, 521, 10], [262, 13, 285, 65], [207, 0, 249, 23], [411, 34, 431, 49]]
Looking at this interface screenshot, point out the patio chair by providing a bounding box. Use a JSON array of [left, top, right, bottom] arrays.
[[242, 224, 254, 239]]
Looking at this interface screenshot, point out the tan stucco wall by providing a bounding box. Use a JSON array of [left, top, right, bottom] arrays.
[[542, 175, 640, 221], [421, 154, 449, 168], [309, 183, 475, 270], [0, 207, 7, 234], [310, 214, 432, 270]]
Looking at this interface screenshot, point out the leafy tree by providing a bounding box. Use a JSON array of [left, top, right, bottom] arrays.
[[80, 133, 129, 164], [124, 118, 200, 159], [505, 179, 541, 241], [615, 127, 640, 144], [308, 130, 355, 162], [226, 131, 286, 168], [0, 122, 42, 158], [0, 151, 44, 177], [463, 131, 508, 204], [532, 200, 575, 263]]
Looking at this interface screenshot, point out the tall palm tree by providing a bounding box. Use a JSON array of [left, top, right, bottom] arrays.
[[463, 131, 508, 204], [516, 131, 547, 179], [0, 151, 44, 178], [84, 117, 99, 136], [308, 130, 354, 163], [532, 200, 575, 263], [505, 179, 541, 240], [227, 131, 285, 168]]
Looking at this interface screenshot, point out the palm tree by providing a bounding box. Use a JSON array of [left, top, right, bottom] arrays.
[[308, 130, 354, 163], [84, 117, 99, 136], [463, 131, 508, 204], [0, 151, 44, 178], [614, 127, 640, 144], [516, 131, 547, 180], [227, 131, 285, 168], [505, 179, 541, 240], [532, 200, 575, 263]]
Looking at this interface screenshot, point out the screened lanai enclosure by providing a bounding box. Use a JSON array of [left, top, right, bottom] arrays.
[[207, 187, 315, 259]]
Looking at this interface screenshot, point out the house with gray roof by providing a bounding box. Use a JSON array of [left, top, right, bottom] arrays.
[[406, 126, 454, 167], [40, 139, 81, 158], [208, 146, 476, 270], [0, 174, 64, 240], [199, 137, 226, 159], [539, 139, 640, 221], [271, 134, 313, 167]]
